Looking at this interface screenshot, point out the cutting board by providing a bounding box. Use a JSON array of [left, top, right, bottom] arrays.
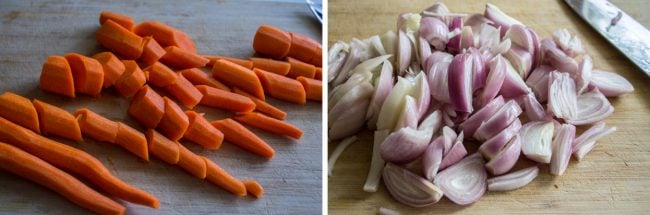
[[0, 0, 322, 214], [329, 0, 650, 214]]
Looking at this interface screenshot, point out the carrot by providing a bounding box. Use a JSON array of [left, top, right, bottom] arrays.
[[139, 36, 166, 66], [99, 11, 134, 30], [184, 111, 224, 150], [145, 129, 180, 165], [195, 85, 256, 113], [65, 53, 105, 96], [309, 46, 323, 67], [92, 52, 125, 88], [254, 68, 306, 104], [115, 122, 149, 161], [128, 85, 165, 128], [157, 97, 189, 141], [165, 71, 203, 109], [286, 57, 316, 79], [212, 59, 265, 100], [210, 118, 275, 159], [177, 143, 207, 179], [288, 32, 320, 64], [232, 88, 287, 120], [40, 56, 75, 98], [205, 55, 253, 69], [252, 25, 291, 59], [96, 19, 144, 60], [297, 77, 322, 101], [242, 180, 264, 198], [0, 92, 40, 133], [74, 108, 119, 143], [159, 46, 209, 69], [202, 156, 247, 197], [144, 62, 177, 87], [250, 57, 291, 76], [33, 99, 83, 142], [179, 68, 231, 91], [0, 117, 159, 208], [0, 143, 126, 215], [314, 67, 322, 80], [133, 21, 196, 53], [233, 112, 302, 139], [114, 60, 146, 97]]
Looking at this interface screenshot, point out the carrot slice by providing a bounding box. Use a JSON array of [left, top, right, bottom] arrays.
[[254, 68, 306, 104], [202, 156, 247, 197], [314, 67, 322, 80], [250, 57, 291, 76], [211, 118, 274, 159], [165, 72, 203, 109], [99, 11, 134, 30], [0, 143, 126, 215], [96, 19, 144, 60], [297, 77, 322, 101], [159, 46, 208, 69], [179, 68, 230, 91], [145, 129, 180, 165], [40, 56, 75, 98], [133, 21, 196, 53], [242, 180, 264, 198], [92, 52, 125, 88], [288, 32, 320, 64], [233, 112, 302, 139], [310, 46, 323, 67], [286, 57, 316, 79], [157, 97, 189, 141], [128, 85, 165, 128], [196, 85, 256, 113], [232, 88, 287, 120], [139, 36, 166, 66], [0, 92, 40, 134], [114, 60, 146, 97], [115, 122, 149, 161], [252, 25, 291, 59], [144, 62, 177, 87], [0, 117, 159, 208], [177, 143, 207, 179], [184, 111, 224, 150], [74, 108, 119, 143], [65, 53, 104, 96], [205, 55, 253, 69], [33, 99, 82, 142], [212, 59, 265, 100]]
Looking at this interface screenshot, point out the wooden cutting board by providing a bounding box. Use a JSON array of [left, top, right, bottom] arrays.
[[0, 0, 322, 214], [329, 0, 650, 214]]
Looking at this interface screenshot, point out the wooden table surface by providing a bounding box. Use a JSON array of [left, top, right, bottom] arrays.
[[0, 0, 322, 214], [329, 0, 650, 214]]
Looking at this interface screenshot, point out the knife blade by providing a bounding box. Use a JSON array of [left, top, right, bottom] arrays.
[[565, 0, 650, 77]]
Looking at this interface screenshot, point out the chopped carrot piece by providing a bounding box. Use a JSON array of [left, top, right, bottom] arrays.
[[0, 92, 40, 133], [128, 85, 165, 128], [139, 36, 166, 66], [250, 57, 291, 76], [212, 59, 265, 100], [286, 57, 316, 79], [145, 129, 180, 165], [184, 111, 223, 150], [195, 85, 256, 113], [99, 11, 134, 30], [232, 88, 287, 120], [179, 68, 230, 91], [33, 99, 82, 142], [204, 55, 253, 69], [74, 108, 119, 143], [165, 72, 203, 109], [252, 25, 291, 59], [297, 77, 322, 101], [96, 19, 144, 60], [157, 97, 189, 141], [65, 53, 104, 96], [242, 180, 264, 198], [177, 143, 207, 179], [211, 118, 275, 159], [115, 122, 149, 161], [144, 62, 177, 87], [133, 21, 196, 53], [40, 56, 75, 98], [310, 46, 323, 67], [202, 156, 247, 197], [160, 46, 208, 69], [254, 68, 306, 104], [114, 60, 146, 97], [92, 52, 125, 88], [233, 112, 302, 139], [314, 67, 322, 80], [288, 32, 320, 64]]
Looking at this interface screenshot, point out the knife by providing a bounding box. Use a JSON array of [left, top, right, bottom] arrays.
[[565, 0, 650, 77]]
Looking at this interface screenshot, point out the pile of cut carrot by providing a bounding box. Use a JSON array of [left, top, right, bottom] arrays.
[[0, 10, 321, 215]]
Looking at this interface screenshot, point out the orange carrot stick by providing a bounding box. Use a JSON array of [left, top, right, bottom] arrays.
[[99, 11, 134, 30], [33, 99, 83, 142], [139, 36, 166, 66], [159, 46, 209, 69], [0, 92, 40, 133], [0, 143, 126, 215], [195, 85, 256, 113], [114, 60, 146, 97], [286, 57, 316, 79], [242, 180, 264, 198], [157, 97, 189, 141], [232, 88, 287, 120], [96, 19, 144, 60], [212, 59, 265, 100], [250, 57, 291, 76], [113, 122, 149, 161], [128, 85, 165, 128], [297, 77, 322, 101], [92, 52, 125, 88], [184, 111, 224, 150], [233, 112, 302, 139], [288, 32, 320, 64], [74, 108, 119, 143], [252, 25, 291, 59], [177, 143, 207, 179], [0, 117, 159, 208], [254, 68, 306, 104], [144, 62, 177, 87], [205, 55, 253, 69], [310, 46, 323, 67], [211, 118, 275, 159], [202, 156, 247, 197], [145, 129, 180, 165], [165, 72, 203, 109], [40, 56, 75, 98], [179, 68, 231, 91], [314, 67, 322, 80], [65, 53, 104, 96], [133, 21, 196, 53]]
